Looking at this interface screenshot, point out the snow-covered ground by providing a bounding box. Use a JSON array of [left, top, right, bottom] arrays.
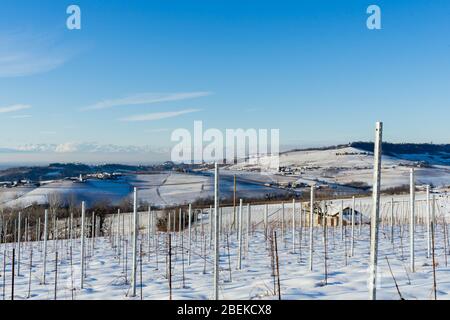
[[0, 172, 290, 209], [1, 146, 449, 210], [1, 193, 449, 300], [229, 146, 450, 190], [0, 179, 131, 208], [126, 173, 288, 207]]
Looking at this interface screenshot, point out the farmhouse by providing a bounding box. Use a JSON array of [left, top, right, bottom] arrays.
[[324, 204, 370, 226]]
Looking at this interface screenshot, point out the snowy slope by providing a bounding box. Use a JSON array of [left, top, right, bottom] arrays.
[[1, 193, 449, 300], [228, 146, 450, 190]]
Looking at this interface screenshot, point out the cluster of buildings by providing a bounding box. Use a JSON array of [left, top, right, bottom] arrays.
[[0, 179, 39, 188]]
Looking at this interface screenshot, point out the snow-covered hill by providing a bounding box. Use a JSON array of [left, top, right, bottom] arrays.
[[228, 146, 450, 190]]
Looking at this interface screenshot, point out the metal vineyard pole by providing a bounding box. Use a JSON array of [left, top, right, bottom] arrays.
[[281, 202, 285, 242], [42, 209, 48, 285], [188, 204, 192, 266], [116, 209, 121, 252], [80, 201, 86, 289], [390, 198, 395, 244], [131, 187, 138, 297], [209, 205, 212, 249], [147, 206, 151, 243], [431, 195, 437, 300], [426, 185, 431, 259], [213, 163, 220, 300], [299, 202, 303, 253], [410, 168, 415, 273], [350, 196, 355, 257], [237, 199, 243, 270], [17, 212, 21, 276], [91, 212, 95, 252], [246, 203, 251, 255], [292, 199, 296, 254], [70, 209, 74, 248], [264, 204, 268, 240], [309, 186, 314, 271], [369, 121, 383, 300], [340, 200, 344, 241]]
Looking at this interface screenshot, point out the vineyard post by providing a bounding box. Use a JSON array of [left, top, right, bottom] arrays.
[[410, 168, 415, 273], [292, 199, 296, 254], [131, 187, 138, 297], [391, 198, 394, 244], [80, 201, 86, 289], [340, 200, 344, 241], [43, 209, 49, 285], [17, 212, 21, 276], [426, 185, 431, 258], [369, 121, 382, 300], [246, 203, 251, 255], [237, 199, 243, 270], [351, 196, 355, 257], [188, 204, 192, 266], [309, 186, 314, 271], [213, 163, 220, 300]]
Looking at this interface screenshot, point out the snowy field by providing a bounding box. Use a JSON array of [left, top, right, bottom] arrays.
[[0, 193, 449, 300], [0, 172, 289, 209], [1, 145, 449, 210], [229, 146, 450, 190], [127, 173, 288, 207]]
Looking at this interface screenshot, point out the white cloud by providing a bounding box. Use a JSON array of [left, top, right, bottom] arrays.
[[0, 104, 32, 113], [81, 92, 212, 111], [120, 108, 201, 122], [10, 114, 32, 119]]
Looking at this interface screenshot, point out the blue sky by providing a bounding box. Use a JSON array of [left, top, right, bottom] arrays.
[[0, 0, 449, 163]]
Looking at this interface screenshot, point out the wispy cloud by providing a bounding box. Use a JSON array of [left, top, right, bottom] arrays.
[[81, 92, 212, 111], [10, 114, 32, 119], [0, 30, 74, 78], [0, 104, 32, 113], [120, 109, 201, 122]]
